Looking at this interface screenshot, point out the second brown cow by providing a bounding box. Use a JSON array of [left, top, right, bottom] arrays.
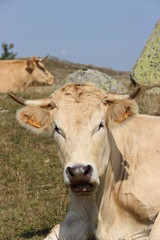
[[0, 56, 54, 93]]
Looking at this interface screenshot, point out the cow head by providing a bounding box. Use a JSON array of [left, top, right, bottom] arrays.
[[25, 56, 54, 86], [10, 83, 139, 196]]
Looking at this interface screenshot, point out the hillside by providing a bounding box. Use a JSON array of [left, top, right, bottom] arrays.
[[44, 57, 131, 88]]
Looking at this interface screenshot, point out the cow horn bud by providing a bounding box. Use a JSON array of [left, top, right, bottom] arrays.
[[104, 86, 141, 103], [9, 93, 53, 108], [129, 86, 141, 99], [35, 55, 49, 62], [42, 54, 49, 61]]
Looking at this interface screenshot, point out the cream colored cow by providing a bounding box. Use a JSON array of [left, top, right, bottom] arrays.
[[10, 83, 160, 240], [0, 56, 54, 93]]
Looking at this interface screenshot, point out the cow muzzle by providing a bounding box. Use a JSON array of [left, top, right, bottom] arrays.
[[47, 76, 54, 85], [65, 164, 96, 195]]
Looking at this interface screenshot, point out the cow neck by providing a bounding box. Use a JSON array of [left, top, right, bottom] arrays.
[[70, 192, 98, 232], [97, 129, 126, 203], [96, 130, 128, 229], [109, 130, 128, 184], [13, 63, 32, 91]]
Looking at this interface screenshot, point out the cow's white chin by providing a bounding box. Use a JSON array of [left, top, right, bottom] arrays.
[[70, 182, 96, 196]]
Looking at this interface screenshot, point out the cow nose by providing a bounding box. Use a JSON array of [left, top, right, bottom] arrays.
[[48, 77, 54, 85], [66, 164, 93, 181]]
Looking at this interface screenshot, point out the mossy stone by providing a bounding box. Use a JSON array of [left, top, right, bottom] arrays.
[[131, 19, 160, 87]]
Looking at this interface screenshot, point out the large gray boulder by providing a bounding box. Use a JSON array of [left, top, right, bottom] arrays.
[[130, 19, 160, 87], [58, 69, 128, 93]]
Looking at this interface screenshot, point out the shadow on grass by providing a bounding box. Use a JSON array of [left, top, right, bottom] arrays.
[[20, 229, 96, 239], [20, 228, 50, 238]]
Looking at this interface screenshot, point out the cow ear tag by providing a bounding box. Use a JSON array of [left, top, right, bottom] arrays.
[[27, 116, 41, 128], [116, 112, 128, 123]]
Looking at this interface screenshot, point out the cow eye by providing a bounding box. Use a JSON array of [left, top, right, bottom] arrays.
[[97, 122, 104, 131], [54, 124, 65, 138], [55, 125, 62, 135]]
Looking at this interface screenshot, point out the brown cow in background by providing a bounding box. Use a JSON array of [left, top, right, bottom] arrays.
[[0, 56, 54, 93]]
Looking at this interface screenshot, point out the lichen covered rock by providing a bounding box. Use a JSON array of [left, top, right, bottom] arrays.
[[131, 19, 160, 87], [59, 69, 127, 93]]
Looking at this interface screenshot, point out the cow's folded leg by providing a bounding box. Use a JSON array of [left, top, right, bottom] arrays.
[[43, 224, 60, 240], [43, 222, 90, 240], [43, 211, 91, 240], [149, 212, 160, 240]]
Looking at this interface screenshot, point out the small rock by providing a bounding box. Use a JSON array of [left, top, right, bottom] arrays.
[[0, 107, 9, 113]]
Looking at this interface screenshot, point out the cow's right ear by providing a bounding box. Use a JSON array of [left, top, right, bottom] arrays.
[[16, 106, 53, 135], [26, 60, 35, 73], [106, 99, 138, 128]]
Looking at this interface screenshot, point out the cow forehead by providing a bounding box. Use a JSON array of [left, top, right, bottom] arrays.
[[37, 61, 46, 68], [55, 103, 105, 129], [51, 83, 106, 111], [51, 83, 107, 106], [50, 83, 108, 133]]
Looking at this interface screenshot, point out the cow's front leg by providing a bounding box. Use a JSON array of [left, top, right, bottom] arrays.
[[149, 211, 160, 240], [43, 223, 60, 240], [43, 210, 91, 240]]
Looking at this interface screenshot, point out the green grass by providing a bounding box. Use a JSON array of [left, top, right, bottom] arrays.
[[0, 92, 69, 240]]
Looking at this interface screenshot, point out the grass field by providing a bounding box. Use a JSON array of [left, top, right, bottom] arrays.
[[0, 89, 70, 240], [0, 58, 159, 240]]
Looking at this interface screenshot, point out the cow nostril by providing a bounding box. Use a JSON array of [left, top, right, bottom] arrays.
[[83, 165, 93, 176], [66, 164, 93, 180], [66, 167, 74, 178]]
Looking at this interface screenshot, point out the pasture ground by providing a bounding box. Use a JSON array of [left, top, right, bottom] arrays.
[[0, 58, 159, 240], [0, 89, 69, 240]]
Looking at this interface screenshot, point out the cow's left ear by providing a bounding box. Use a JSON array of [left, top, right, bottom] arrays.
[[106, 99, 138, 127], [26, 59, 35, 73], [16, 106, 53, 135]]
